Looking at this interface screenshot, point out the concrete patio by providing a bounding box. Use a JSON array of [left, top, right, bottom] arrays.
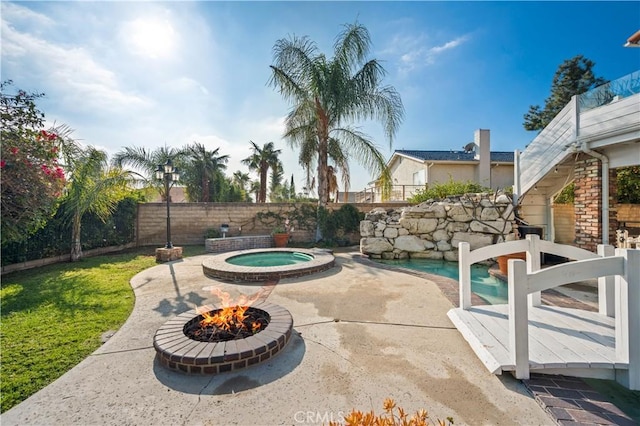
[[2, 250, 554, 425]]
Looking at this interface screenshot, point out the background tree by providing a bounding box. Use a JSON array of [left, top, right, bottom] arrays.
[[0, 81, 73, 244], [268, 161, 285, 201], [241, 140, 282, 203], [181, 142, 229, 202], [61, 146, 131, 261], [269, 21, 404, 209], [617, 166, 640, 204], [112, 146, 183, 200], [232, 170, 252, 201], [523, 55, 607, 131], [289, 174, 296, 200]]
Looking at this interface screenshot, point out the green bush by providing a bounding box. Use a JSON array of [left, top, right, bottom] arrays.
[[408, 178, 491, 203], [1, 192, 144, 266], [318, 204, 363, 245]]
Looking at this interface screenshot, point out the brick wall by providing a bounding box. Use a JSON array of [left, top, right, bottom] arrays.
[[136, 202, 409, 246], [573, 154, 618, 251]]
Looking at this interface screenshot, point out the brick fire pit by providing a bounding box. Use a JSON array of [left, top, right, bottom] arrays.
[[153, 301, 293, 374]]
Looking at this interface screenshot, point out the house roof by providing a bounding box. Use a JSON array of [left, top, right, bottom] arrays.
[[394, 150, 514, 163]]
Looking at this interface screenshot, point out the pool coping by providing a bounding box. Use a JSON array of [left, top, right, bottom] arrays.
[[202, 247, 335, 282]]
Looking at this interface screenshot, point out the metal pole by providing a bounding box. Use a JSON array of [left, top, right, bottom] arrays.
[[165, 176, 172, 248]]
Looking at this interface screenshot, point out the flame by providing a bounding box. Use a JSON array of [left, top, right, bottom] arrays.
[[196, 287, 266, 332]]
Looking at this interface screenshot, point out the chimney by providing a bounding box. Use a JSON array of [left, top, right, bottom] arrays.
[[475, 129, 491, 187]]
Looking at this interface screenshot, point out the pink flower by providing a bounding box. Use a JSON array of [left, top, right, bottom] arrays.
[[0, 160, 5, 168], [11, 147, 18, 154]]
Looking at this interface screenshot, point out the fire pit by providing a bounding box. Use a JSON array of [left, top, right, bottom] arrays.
[[154, 301, 293, 374]]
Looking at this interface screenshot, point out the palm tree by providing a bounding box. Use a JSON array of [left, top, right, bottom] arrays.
[[182, 142, 229, 202], [241, 141, 282, 203], [62, 146, 132, 261], [112, 146, 182, 200], [268, 21, 404, 207], [232, 170, 251, 191]]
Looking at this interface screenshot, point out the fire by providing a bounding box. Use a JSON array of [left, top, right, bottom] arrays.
[[196, 288, 265, 333]]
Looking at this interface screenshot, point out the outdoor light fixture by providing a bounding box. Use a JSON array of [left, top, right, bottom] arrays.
[[155, 159, 180, 249], [220, 224, 229, 238]]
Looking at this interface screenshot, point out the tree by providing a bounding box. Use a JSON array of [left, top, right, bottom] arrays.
[[241, 141, 282, 203], [232, 170, 252, 201], [269, 161, 285, 201], [61, 146, 131, 261], [269, 21, 404, 208], [112, 146, 183, 200], [181, 142, 229, 202], [289, 174, 296, 200], [617, 166, 640, 204], [0, 81, 72, 244], [523, 55, 607, 131]]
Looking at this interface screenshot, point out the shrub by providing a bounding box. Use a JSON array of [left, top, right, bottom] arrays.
[[329, 398, 453, 426], [408, 178, 491, 203]]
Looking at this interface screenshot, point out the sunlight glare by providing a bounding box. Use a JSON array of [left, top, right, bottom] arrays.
[[126, 17, 176, 59]]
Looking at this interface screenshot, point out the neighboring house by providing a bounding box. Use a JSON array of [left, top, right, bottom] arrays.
[[360, 129, 514, 202]]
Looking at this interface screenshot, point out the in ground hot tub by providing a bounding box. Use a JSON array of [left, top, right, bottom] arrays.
[[202, 248, 334, 282]]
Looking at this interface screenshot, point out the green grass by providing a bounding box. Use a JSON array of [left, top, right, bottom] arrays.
[[0, 245, 206, 413]]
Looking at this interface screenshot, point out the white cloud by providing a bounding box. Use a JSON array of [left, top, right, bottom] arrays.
[[1, 19, 150, 113], [382, 31, 470, 75], [0, 2, 55, 30]]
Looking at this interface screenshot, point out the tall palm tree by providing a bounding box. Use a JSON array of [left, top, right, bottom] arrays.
[[183, 142, 229, 202], [232, 170, 251, 191], [241, 141, 282, 203], [112, 146, 182, 200], [62, 146, 132, 261], [268, 21, 404, 207]]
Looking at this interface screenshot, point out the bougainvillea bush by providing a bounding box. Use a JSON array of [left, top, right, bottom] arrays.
[[0, 81, 68, 245]]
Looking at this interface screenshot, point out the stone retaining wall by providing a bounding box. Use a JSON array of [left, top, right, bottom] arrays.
[[360, 193, 517, 260]]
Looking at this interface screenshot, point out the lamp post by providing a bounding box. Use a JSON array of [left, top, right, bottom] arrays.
[[155, 159, 179, 249]]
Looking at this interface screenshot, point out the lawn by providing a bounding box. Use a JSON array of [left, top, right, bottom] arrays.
[[0, 246, 206, 413]]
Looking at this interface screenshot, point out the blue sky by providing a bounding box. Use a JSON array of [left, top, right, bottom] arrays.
[[2, 1, 639, 194]]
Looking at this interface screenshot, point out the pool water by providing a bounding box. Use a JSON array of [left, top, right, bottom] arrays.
[[376, 258, 507, 304], [226, 251, 313, 267]]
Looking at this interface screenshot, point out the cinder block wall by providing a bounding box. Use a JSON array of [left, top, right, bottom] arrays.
[[136, 202, 408, 246]]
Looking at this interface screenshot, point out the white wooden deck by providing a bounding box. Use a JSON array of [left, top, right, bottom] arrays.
[[447, 304, 627, 378]]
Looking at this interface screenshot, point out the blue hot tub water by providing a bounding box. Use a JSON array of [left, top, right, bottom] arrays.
[[376, 258, 507, 305], [226, 251, 313, 267]]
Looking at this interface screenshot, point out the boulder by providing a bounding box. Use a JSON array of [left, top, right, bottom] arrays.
[[446, 221, 469, 233], [394, 235, 426, 252], [470, 219, 512, 235], [360, 220, 374, 237], [444, 250, 459, 262], [480, 207, 500, 221], [447, 204, 474, 222], [433, 229, 450, 241], [417, 218, 438, 233], [451, 232, 493, 251], [383, 227, 399, 239], [360, 237, 393, 254], [436, 241, 452, 251], [410, 250, 444, 260]]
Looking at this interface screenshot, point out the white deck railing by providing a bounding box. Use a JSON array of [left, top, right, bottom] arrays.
[[458, 235, 615, 313], [457, 235, 640, 390]]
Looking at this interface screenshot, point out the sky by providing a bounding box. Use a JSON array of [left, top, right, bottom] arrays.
[[2, 1, 639, 195]]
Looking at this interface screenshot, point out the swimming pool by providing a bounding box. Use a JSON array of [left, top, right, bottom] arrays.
[[376, 258, 507, 304]]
